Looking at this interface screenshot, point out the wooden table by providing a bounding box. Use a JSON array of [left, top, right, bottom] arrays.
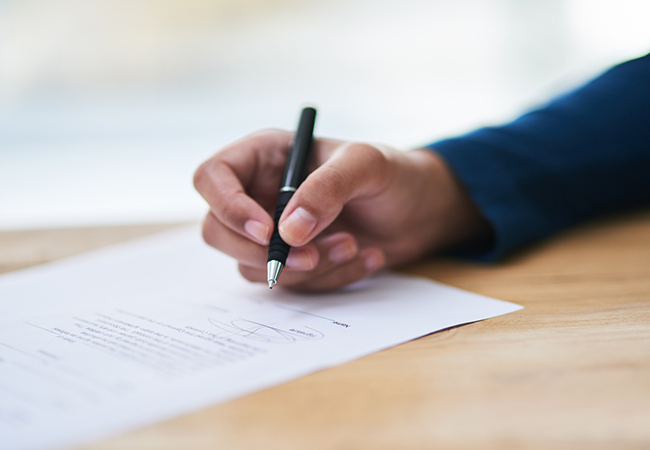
[[2, 212, 649, 450]]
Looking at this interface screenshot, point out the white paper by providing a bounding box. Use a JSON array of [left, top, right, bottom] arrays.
[[0, 227, 522, 450]]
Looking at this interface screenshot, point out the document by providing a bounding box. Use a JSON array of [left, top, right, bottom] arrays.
[[0, 227, 522, 450]]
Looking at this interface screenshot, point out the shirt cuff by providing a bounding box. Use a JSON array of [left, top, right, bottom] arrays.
[[427, 134, 560, 261]]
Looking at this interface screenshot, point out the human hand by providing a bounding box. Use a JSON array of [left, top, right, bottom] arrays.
[[194, 130, 489, 291]]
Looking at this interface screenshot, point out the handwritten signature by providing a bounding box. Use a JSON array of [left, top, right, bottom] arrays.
[[208, 319, 324, 344]]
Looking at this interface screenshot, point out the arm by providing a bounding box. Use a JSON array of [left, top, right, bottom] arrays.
[[195, 53, 650, 290], [430, 53, 650, 260]]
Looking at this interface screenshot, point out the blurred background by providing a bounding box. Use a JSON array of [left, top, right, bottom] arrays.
[[1, 0, 649, 230]]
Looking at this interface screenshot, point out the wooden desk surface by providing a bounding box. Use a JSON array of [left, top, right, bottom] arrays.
[[1, 212, 649, 450]]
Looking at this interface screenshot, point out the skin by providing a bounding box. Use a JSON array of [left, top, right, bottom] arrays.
[[194, 129, 490, 291]]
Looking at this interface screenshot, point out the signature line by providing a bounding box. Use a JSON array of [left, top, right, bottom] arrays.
[[274, 305, 336, 322]]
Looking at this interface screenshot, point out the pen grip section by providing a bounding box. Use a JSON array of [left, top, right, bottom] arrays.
[[268, 190, 294, 264]]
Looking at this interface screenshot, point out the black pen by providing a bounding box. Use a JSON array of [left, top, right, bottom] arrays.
[[267, 107, 317, 288]]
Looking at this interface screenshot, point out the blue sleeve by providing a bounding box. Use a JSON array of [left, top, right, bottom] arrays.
[[428, 53, 650, 261]]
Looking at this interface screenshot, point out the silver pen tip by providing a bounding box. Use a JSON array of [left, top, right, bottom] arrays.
[[267, 260, 283, 290]]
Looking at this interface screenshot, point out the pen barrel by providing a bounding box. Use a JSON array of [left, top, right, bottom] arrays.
[[281, 107, 316, 189], [268, 190, 294, 264]]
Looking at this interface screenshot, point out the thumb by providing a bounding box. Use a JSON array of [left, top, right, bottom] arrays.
[[278, 142, 392, 246]]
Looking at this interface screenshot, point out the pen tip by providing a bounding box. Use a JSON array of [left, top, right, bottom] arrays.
[[268, 280, 276, 289]]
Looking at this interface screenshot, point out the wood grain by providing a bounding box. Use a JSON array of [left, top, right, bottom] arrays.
[[2, 211, 649, 450]]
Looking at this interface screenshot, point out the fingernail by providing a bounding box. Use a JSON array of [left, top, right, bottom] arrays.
[[279, 207, 318, 244], [244, 220, 270, 245], [286, 248, 317, 270], [329, 241, 357, 264], [363, 249, 385, 272]]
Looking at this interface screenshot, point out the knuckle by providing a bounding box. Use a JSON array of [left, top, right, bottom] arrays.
[[201, 216, 217, 247], [335, 142, 391, 187], [355, 143, 390, 176], [347, 142, 387, 163], [250, 128, 287, 138], [193, 160, 210, 190], [219, 192, 245, 220], [311, 165, 349, 201], [219, 197, 235, 218], [201, 214, 235, 253], [193, 158, 225, 192], [247, 129, 292, 150]]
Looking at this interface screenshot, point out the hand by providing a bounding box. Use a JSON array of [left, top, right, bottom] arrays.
[[194, 130, 489, 291]]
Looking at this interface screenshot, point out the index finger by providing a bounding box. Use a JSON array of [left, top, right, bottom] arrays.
[[193, 130, 292, 244]]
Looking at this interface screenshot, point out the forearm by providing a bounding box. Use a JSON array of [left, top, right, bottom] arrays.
[[429, 53, 650, 260]]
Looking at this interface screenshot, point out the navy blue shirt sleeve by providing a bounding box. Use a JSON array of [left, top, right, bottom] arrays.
[[428, 53, 650, 261]]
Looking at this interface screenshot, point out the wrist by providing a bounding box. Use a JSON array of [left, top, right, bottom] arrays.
[[408, 148, 493, 255]]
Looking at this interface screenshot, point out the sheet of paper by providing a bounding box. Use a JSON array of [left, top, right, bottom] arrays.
[[0, 227, 522, 450]]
